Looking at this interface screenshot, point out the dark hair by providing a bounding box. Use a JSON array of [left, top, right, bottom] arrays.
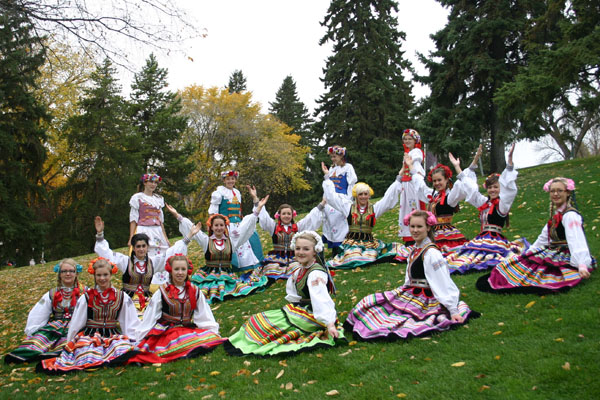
[[130, 233, 150, 264], [484, 173, 500, 189], [409, 211, 436, 242], [208, 215, 228, 236]]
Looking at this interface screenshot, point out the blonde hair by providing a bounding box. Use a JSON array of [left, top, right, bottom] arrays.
[[57, 258, 78, 287]]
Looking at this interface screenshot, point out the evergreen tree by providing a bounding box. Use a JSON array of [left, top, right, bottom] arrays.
[[314, 0, 413, 193], [0, 5, 48, 266], [48, 59, 140, 258], [418, 0, 538, 171], [129, 53, 195, 227], [227, 69, 247, 93]]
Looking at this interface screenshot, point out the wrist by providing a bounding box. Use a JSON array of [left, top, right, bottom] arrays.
[[95, 231, 104, 241]]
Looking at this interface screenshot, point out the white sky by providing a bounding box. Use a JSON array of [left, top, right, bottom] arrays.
[[122, 0, 554, 168]]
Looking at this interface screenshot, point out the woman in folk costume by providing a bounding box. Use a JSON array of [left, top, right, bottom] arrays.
[[396, 153, 469, 259], [345, 211, 478, 341], [129, 173, 169, 258], [225, 231, 345, 356], [247, 185, 325, 280], [320, 145, 358, 255], [37, 258, 140, 373], [321, 173, 402, 269], [446, 144, 529, 274], [171, 199, 270, 304], [209, 170, 263, 271], [127, 254, 226, 365], [94, 215, 196, 314], [5, 259, 86, 364], [477, 177, 595, 294]]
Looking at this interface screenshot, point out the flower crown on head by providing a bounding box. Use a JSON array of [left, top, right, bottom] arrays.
[[403, 210, 437, 227], [290, 230, 324, 253], [402, 129, 421, 143], [141, 173, 161, 183], [327, 146, 346, 156], [207, 214, 230, 235], [543, 177, 575, 192], [352, 182, 374, 198], [54, 262, 83, 273], [88, 257, 118, 275], [427, 164, 453, 183], [482, 173, 501, 189], [220, 170, 239, 179], [165, 254, 194, 275]]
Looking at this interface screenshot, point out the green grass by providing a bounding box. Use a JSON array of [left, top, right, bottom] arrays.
[[1, 156, 599, 399]]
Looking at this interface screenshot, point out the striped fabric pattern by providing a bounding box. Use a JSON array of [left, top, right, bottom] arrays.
[[326, 238, 394, 270], [5, 320, 69, 363], [190, 271, 268, 304]]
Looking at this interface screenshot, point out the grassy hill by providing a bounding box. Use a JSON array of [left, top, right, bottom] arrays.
[[1, 156, 598, 399]]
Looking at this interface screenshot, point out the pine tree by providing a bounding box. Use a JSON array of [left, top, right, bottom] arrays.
[[227, 69, 247, 94], [48, 59, 140, 258], [0, 5, 49, 266], [314, 0, 413, 192], [129, 54, 194, 223]]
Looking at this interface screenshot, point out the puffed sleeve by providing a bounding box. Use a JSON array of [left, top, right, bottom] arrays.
[[230, 213, 259, 250], [24, 291, 53, 336], [119, 293, 141, 341], [323, 179, 352, 216], [178, 216, 209, 251], [307, 270, 337, 325], [66, 295, 88, 342], [129, 193, 140, 223], [135, 290, 163, 343], [284, 270, 301, 303], [297, 206, 324, 232], [158, 196, 165, 223], [409, 148, 425, 176], [255, 206, 276, 235], [411, 173, 434, 203], [446, 183, 468, 208], [423, 249, 460, 315], [346, 164, 358, 198], [458, 168, 487, 208], [373, 179, 402, 218], [563, 212, 593, 267], [531, 224, 549, 249], [208, 188, 223, 215], [94, 238, 129, 273], [192, 290, 220, 334], [498, 166, 518, 215]]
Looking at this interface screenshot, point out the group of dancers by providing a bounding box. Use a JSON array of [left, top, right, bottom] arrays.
[[4, 129, 596, 374]]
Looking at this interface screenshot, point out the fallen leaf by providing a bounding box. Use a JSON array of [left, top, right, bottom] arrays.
[[492, 331, 502, 335], [555, 338, 564, 342], [339, 350, 352, 357], [307, 380, 317, 384], [349, 341, 357, 346], [201, 395, 213, 400], [158, 394, 167, 399], [279, 360, 288, 367], [451, 361, 466, 367], [350, 382, 363, 387], [478, 385, 490, 392], [525, 301, 536, 308], [562, 362, 571, 371], [532, 386, 537, 390], [494, 355, 501, 360], [397, 394, 407, 398], [218, 391, 226, 397], [326, 390, 339, 396], [285, 382, 293, 390], [253, 379, 259, 385], [497, 322, 504, 326], [252, 369, 261, 376], [209, 371, 221, 376], [243, 361, 251, 367], [276, 369, 285, 379], [475, 374, 486, 379]]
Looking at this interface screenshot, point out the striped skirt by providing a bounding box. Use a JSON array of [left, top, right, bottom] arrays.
[[37, 332, 135, 374], [247, 252, 298, 281], [434, 223, 468, 255], [4, 320, 69, 364], [478, 245, 596, 293], [326, 237, 394, 270], [345, 287, 476, 340], [446, 231, 530, 274], [225, 303, 346, 356], [190, 270, 268, 304], [128, 324, 226, 364]]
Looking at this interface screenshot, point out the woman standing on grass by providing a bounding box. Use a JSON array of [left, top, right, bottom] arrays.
[[477, 177, 595, 293], [225, 231, 345, 356], [128, 254, 226, 365], [5, 259, 86, 364], [129, 173, 169, 258], [446, 144, 529, 274], [37, 258, 140, 373], [345, 211, 477, 340]]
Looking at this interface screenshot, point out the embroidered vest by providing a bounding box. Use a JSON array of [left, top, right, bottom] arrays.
[[478, 198, 507, 233], [137, 198, 162, 226], [48, 287, 80, 321], [548, 207, 578, 248], [205, 238, 233, 270], [347, 203, 376, 241], [85, 289, 124, 330], [429, 190, 458, 220], [122, 258, 154, 295], [407, 242, 438, 285], [158, 284, 196, 327], [218, 195, 242, 223], [330, 173, 349, 195], [294, 264, 333, 304], [272, 225, 296, 256]]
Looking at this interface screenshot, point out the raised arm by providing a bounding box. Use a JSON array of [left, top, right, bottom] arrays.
[[373, 177, 402, 218], [94, 216, 129, 273], [498, 144, 518, 214], [231, 196, 269, 250], [322, 178, 352, 216]]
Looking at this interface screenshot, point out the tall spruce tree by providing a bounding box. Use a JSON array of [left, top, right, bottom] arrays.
[[418, 0, 537, 171], [0, 5, 48, 266], [227, 69, 247, 94], [48, 59, 140, 258], [129, 54, 194, 221], [314, 0, 413, 192]]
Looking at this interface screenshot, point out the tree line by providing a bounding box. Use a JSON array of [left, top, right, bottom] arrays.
[[1, 0, 598, 266]]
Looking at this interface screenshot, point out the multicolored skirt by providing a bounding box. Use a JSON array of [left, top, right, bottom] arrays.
[[248, 252, 298, 281], [127, 324, 226, 364], [345, 287, 476, 340], [225, 303, 346, 356], [446, 231, 530, 274], [190, 270, 268, 304], [4, 320, 69, 364], [434, 223, 468, 255], [477, 245, 596, 294], [326, 237, 394, 269], [37, 332, 135, 374]]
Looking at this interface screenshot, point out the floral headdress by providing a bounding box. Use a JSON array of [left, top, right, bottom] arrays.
[[543, 177, 575, 192], [165, 254, 194, 275], [327, 146, 346, 156], [403, 210, 437, 227], [141, 173, 162, 183], [483, 173, 501, 189], [207, 214, 230, 236], [274, 208, 297, 220], [220, 170, 239, 179], [290, 230, 324, 253], [427, 164, 453, 183], [87, 257, 118, 275], [402, 129, 421, 144], [352, 182, 374, 198]]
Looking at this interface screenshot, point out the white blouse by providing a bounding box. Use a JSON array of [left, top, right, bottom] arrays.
[[24, 291, 54, 336], [135, 285, 219, 343], [285, 267, 337, 325], [208, 186, 243, 216], [178, 213, 258, 252], [129, 192, 165, 223], [254, 205, 323, 235], [411, 172, 467, 208], [460, 166, 518, 216]]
